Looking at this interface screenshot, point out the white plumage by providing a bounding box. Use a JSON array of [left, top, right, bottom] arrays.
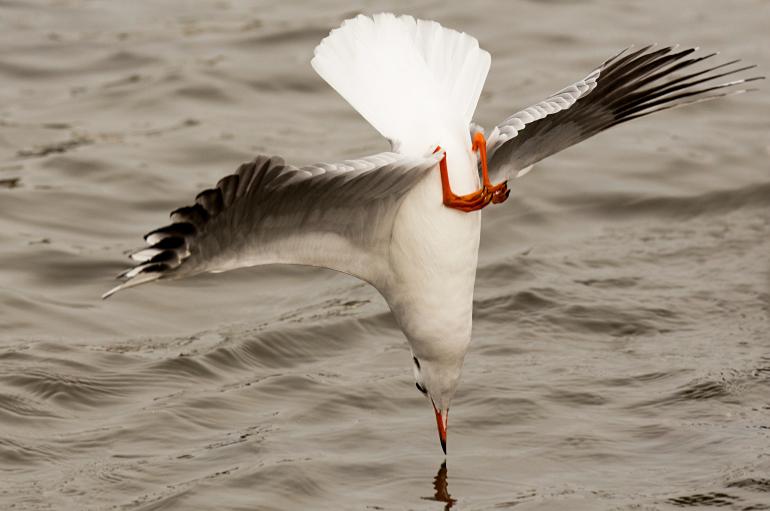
[[312, 13, 490, 158]]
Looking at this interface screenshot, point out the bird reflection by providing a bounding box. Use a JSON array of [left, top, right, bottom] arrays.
[[421, 461, 456, 510]]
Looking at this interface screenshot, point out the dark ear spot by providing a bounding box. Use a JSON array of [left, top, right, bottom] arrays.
[[416, 382, 427, 394], [413, 356, 420, 369]]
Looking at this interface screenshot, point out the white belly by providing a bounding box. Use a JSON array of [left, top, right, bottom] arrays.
[[378, 141, 481, 362]]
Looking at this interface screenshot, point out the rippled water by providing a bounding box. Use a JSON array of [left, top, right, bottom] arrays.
[[1, 1, 769, 509]]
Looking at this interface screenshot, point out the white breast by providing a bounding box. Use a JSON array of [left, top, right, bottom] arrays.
[[378, 138, 481, 361]]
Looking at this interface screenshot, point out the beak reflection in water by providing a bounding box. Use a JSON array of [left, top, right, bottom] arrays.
[[422, 461, 456, 510]]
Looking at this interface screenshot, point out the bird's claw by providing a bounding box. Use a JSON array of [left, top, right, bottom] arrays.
[[442, 182, 508, 211], [436, 132, 510, 213]]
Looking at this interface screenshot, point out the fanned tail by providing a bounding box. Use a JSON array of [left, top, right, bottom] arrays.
[[311, 13, 491, 156]]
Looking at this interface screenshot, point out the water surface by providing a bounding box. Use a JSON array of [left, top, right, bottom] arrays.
[[1, 1, 768, 509]]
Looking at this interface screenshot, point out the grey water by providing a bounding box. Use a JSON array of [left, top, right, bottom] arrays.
[[1, 1, 768, 509]]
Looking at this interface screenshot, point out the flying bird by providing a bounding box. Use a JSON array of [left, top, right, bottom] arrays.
[[104, 13, 762, 454]]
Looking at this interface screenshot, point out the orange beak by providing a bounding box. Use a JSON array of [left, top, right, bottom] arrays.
[[432, 403, 448, 454]]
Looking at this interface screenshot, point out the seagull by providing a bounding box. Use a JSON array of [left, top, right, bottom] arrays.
[[103, 13, 762, 454]]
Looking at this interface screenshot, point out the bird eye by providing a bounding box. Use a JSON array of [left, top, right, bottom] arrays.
[[413, 356, 420, 369], [416, 382, 427, 394]]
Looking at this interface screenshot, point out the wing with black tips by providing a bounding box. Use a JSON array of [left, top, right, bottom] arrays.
[[482, 46, 763, 183], [103, 151, 442, 298]]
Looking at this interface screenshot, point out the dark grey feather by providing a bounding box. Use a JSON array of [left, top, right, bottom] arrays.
[[484, 46, 763, 183], [104, 151, 441, 298]]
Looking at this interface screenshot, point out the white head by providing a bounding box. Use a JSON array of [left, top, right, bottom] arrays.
[[412, 353, 464, 454]]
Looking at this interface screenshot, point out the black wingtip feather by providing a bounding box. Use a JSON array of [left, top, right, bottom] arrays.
[[144, 222, 197, 241], [148, 250, 180, 264], [171, 204, 210, 226], [150, 236, 185, 250], [195, 188, 224, 216], [138, 263, 171, 274]]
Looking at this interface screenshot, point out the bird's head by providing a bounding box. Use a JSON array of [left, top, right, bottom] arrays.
[[412, 354, 463, 454]]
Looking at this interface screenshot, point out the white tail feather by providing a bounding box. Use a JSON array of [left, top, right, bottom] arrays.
[[312, 13, 490, 156]]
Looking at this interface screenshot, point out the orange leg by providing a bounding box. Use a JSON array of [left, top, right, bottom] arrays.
[[472, 132, 510, 205], [434, 133, 510, 212]]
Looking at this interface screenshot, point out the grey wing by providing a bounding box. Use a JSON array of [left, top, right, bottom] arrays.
[[103, 151, 442, 298], [481, 46, 763, 183]]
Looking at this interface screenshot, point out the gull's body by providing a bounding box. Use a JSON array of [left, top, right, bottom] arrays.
[[385, 153, 480, 410], [104, 13, 761, 453], [310, 18, 487, 400]]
